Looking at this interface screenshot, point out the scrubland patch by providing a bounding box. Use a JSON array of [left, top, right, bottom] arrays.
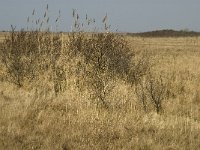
[[0, 7, 200, 150]]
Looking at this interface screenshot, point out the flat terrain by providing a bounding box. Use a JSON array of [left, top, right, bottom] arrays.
[[0, 32, 7, 43], [0, 32, 200, 149]]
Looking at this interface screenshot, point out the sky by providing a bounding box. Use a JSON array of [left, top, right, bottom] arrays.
[[0, 0, 200, 32]]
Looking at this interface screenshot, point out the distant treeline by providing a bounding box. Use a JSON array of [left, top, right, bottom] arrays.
[[127, 29, 200, 37], [1, 29, 200, 38]]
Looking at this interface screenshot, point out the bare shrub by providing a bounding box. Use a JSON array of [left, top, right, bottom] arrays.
[[66, 11, 138, 108], [0, 6, 66, 95], [0, 28, 65, 95], [128, 51, 151, 85], [136, 73, 168, 113], [67, 31, 133, 107], [146, 74, 167, 113], [0, 27, 40, 87]]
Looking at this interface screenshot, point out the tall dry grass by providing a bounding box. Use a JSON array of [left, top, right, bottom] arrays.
[[0, 5, 200, 150]]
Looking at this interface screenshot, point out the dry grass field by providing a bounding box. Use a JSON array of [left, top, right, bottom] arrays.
[[0, 32, 8, 43], [0, 29, 200, 150]]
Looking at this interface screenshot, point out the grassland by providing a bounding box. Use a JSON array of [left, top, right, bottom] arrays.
[[0, 30, 200, 150]]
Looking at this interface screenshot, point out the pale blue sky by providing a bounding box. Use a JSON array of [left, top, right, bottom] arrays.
[[0, 0, 200, 32]]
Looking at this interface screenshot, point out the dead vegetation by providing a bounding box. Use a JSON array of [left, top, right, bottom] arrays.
[[0, 5, 200, 150]]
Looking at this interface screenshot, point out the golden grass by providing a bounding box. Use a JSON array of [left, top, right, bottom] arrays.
[[1, 34, 200, 150], [0, 32, 8, 43]]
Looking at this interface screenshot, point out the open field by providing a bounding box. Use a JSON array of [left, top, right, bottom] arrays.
[[0, 32, 8, 43], [0, 31, 200, 150]]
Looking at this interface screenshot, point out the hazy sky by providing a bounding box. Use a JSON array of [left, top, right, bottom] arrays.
[[0, 0, 200, 32]]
